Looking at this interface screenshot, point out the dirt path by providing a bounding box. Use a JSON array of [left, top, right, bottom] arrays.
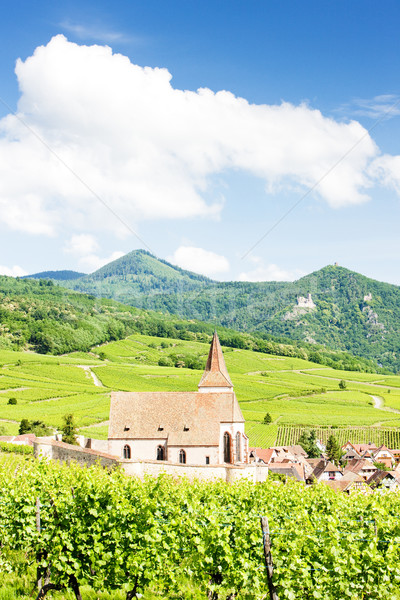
[[0, 387, 28, 394], [77, 366, 104, 387]]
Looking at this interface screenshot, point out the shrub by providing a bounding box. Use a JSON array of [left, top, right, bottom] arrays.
[[7, 397, 17, 405]]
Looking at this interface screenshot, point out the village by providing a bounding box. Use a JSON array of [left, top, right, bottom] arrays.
[[2, 332, 399, 494]]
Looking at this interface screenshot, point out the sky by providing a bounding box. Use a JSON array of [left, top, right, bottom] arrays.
[[1, 1, 400, 284]]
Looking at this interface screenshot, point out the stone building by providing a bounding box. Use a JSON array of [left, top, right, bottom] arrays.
[[108, 332, 249, 466]]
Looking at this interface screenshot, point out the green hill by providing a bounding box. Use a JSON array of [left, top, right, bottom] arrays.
[[55, 251, 400, 371], [24, 270, 86, 280], [0, 274, 378, 374]]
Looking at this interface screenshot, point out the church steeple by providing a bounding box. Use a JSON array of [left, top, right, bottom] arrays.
[[198, 331, 233, 392]]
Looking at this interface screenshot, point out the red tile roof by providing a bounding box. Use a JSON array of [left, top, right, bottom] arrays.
[[198, 332, 233, 388]]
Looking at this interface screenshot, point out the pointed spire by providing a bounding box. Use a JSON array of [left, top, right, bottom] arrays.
[[198, 331, 233, 390]]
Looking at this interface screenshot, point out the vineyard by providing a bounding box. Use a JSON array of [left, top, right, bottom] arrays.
[[274, 426, 400, 448], [1, 455, 400, 600]]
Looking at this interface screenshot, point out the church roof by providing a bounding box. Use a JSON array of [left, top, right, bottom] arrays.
[[109, 391, 244, 445], [198, 331, 233, 388]]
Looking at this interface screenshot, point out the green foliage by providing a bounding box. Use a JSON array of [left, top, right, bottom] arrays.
[[18, 418, 51, 436], [325, 434, 343, 465], [263, 412, 272, 424], [0, 441, 33, 454], [61, 413, 78, 445], [7, 397, 17, 405], [339, 379, 347, 390], [297, 429, 321, 458], [3, 456, 400, 599]]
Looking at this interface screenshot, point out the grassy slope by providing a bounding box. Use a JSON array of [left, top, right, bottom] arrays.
[[1, 332, 400, 446]]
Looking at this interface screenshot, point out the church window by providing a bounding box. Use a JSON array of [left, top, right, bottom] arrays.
[[223, 432, 232, 464], [179, 449, 186, 464], [205, 456, 210, 464], [157, 445, 165, 461], [123, 445, 131, 459], [236, 432, 241, 462]]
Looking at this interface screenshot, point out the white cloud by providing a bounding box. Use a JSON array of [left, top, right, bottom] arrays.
[[238, 256, 305, 282], [0, 35, 383, 238], [0, 264, 28, 277], [338, 94, 400, 120], [60, 20, 134, 44], [63, 233, 123, 272], [78, 251, 125, 272], [64, 233, 99, 255], [168, 246, 230, 278], [369, 154, 400, 194]]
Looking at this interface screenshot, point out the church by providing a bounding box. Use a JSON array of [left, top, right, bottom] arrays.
[[108, 332, 249, 466]]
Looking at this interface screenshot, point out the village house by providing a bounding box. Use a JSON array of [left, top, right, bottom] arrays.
[[368, 470, 400, 491], [344, 458, 378, 481], [324, 472, 372, 494], [108, 332, 249, 466], [307, 459, 343, 483]]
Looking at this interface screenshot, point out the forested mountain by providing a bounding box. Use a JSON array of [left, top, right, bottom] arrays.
[[24, 270, 86, 280], [25, 250, 400, 371], [0, 274, 380, 373]]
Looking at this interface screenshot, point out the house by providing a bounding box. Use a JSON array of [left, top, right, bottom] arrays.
[[344, 458, 377, 481], [341, 442, 377, 462], [371, 445, 395, 469], [249, 447, 276, 464], [268, 461, 306, 482], [325, 472, 372, 494], [307, 459, 343, 483], [368, 470, 400, 491], [108, 332, 249, 466]]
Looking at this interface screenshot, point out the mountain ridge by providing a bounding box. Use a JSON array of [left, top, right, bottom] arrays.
[[24, 250, 400, 371]]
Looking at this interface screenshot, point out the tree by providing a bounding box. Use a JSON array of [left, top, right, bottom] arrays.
[[326, 434, 343, 465], [297, 429, 320, 458], [18, 418, 51, 436], [263, 412, 272, 425], [61, 414, 78, 445], [339, 379, 347, 390]]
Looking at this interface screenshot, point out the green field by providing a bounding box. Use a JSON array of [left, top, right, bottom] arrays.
[[1, 332, 400, 446]]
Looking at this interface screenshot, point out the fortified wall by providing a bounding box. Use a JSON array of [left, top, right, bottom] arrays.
[[33, 439, 268, 483]]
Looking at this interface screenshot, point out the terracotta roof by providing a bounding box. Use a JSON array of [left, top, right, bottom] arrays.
[[324, 472, 366, 492], [198, 332, 233, 388], [109, 391, 244, 446], [272, 445, 308, 457], [344, 459, 377, 474], [249, 447, 275, 464], [268, 462, 305, 482], [0, 434, 36, 446]]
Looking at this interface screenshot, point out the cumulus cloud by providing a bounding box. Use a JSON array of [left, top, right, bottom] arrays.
[[168, 246, 230, 278], [0, 35, 382, 238], [0, 264, 28, 277], [238, 256, 305, 282], [63, 233, 123, 272]]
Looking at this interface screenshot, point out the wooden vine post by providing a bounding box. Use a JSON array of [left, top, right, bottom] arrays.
[[260, 516, 279, 600], [36, 497, 42, 591]]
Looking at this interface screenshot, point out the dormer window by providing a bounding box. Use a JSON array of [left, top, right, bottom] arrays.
[[158, 425, 164, 431], [124, 425, 130, 431], [183, 425, 189, 431]]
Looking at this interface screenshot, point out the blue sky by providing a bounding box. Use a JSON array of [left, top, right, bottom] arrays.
[[1, 1, 400, 284]]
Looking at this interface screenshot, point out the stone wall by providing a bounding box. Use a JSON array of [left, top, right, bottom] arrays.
[[34, 439, 269, 483]]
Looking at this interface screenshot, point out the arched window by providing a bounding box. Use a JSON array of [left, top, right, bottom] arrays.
[[179, 449, 186, 464], [157, 445, 165, 461], [123, 445, 131, 459], [236, 432, 241, 462], [223, 432, 232, 464]]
